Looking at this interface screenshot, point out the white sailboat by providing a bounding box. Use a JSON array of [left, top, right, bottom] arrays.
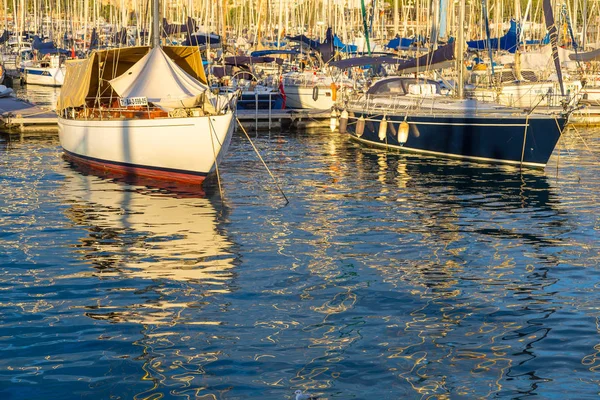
[[57, 42, 236, 185], [20, 53, 66, 86]]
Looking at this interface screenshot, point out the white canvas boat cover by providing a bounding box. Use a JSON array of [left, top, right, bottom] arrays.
[[517, 45, 574, 70], [109, 46, 210, 110]]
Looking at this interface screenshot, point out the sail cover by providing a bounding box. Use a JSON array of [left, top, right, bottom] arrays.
[[330, 41, 456, 71], [467, 19, 520, 53], [569, 48, 600, 62], [543, 0, 564, 95], [109, 46, 209, 110], [512, 45, 573, 70], [57, 58, 96, 111]]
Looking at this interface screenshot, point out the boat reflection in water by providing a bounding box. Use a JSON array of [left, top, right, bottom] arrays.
[[59, 160, 240, 398], [61, 160, 237, 323], [348, 144, 559, 205], [292, 136, 566, 397], [343, 146, 565, 398]]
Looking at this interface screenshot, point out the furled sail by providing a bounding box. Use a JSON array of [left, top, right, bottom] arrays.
[[109, 46, 210, 110], [543, 0, 564, 95]]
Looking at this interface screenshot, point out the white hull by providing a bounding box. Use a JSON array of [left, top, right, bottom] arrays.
[[284, 84, 336, 110], [58, 112, 235, 183], [22, 66, 65, 86]]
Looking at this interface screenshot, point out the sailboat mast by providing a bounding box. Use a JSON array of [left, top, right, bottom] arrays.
[[393, 0, 398, 34], [583, 0, 587, 49], [12, 0, 18, 49], [83, 0, 88, 50], [152, 0, 160, 47], [277, 0, 283, 49], [456, 0, 465, 98], [3, 0, 8, 52]]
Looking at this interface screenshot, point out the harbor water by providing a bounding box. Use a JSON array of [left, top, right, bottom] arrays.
[[1, 87, 599, 399]]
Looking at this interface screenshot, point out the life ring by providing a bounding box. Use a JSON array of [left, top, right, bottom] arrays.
[[312, 86, 319, 101]]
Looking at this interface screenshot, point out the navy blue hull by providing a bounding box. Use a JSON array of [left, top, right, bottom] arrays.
[[346, 112, 566, 167]]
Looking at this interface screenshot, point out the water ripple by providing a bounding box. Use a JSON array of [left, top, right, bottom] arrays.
[[0, 119, 599, 398]]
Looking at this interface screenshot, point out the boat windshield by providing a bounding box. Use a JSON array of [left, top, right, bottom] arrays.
[[366, 77, 441, 96]]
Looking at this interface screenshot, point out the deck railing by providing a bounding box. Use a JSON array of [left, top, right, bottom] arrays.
[[346, 91, 572, 118]]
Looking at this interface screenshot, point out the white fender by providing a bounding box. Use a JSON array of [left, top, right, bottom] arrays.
[[339, 109, 348, 133], [356, 116, 365, 137], [378, 117, 387, 141], [398, 121, 409, 144]]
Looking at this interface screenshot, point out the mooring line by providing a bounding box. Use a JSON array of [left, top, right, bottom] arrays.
[[235, 117, 289, 205], [208, 116, 224, 201], [570, 124, 600, 162]]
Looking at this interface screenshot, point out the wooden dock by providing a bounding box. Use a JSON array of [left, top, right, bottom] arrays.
[[0, 96, 58, 133]]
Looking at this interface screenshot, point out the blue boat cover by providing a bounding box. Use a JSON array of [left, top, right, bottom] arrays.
[[31, 36, 71, 55], [318, 27, 335, 62], [31, 36, 70, 55], [182, 32, 221, 46], [250, 49, 300, 57], [37, 47, 71, 56], [286, 34, 320, 51], [223, 56, 284, 66], [386, 35, 427, 50], [333, 35, 357, 53], [467, 19, 520, 53], [330, 41, 455, 70], [32, 36, 57, 50], [525, 32, 550, 45], [387, 37, 414, 49], [286, 28, 357, 59], [0, 30, 9, 45], [162, 17, 196, 36]]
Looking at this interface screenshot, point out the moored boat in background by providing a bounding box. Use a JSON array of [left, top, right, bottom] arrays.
[[20, 53, 66, 86], [282, 70, 349, 110]]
